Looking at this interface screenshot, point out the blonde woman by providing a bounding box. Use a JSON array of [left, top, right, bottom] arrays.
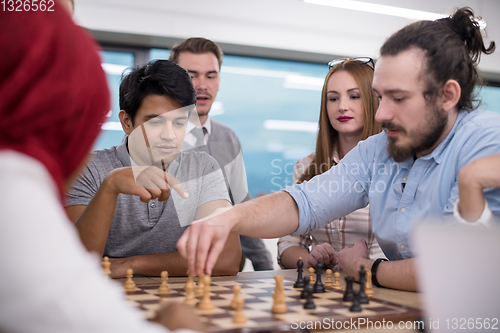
[[278, 58, 386, 269]]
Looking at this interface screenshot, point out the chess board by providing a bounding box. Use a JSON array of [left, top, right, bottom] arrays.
[[125, 276, 421, 332]]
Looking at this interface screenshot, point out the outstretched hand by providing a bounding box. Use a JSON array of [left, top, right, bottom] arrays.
[[177, 207, 233, 276], [106, 166, 188, 202]]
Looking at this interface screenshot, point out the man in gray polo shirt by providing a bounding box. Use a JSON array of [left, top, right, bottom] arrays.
[[65, 60, 241, 278]]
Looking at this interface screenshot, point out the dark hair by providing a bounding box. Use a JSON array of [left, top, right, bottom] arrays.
[[169, 37, 223, 69], [119, 60, 196, 125], [380, 7, 495, 111]]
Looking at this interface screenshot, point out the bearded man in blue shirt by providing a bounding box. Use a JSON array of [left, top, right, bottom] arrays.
[[177, 7, 500, 291]]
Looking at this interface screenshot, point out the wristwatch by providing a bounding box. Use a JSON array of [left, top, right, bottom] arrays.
[[371, 258, 388, 288]]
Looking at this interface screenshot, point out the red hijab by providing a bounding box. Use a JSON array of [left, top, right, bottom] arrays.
[[0, 5, 110, 198]]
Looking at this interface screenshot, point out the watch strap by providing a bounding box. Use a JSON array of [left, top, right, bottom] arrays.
[[371, 258, 388, 288]]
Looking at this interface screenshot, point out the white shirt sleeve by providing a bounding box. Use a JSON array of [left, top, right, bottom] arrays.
[[453, 199, 494, 227], [0, 152, 197, 333]]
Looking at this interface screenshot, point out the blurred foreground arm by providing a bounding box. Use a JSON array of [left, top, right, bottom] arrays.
[[457, 154, 500, 223]]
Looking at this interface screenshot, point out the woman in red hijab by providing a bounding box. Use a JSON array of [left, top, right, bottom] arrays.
[[0, 6, 202, 333]]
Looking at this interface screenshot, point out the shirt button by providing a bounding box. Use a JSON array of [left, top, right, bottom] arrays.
[[400, 244, 406, 250], [401, 207, 406, 213], [150, 203, 156, 208], [403, 177, 407, 182]]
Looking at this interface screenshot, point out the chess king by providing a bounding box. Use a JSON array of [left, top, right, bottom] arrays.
[[177, 7, 500, 291]]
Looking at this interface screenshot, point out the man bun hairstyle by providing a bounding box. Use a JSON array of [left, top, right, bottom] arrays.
[[169, 37, 223, 69], [119, 60, 196, 125], [380, 7, 495, 112]]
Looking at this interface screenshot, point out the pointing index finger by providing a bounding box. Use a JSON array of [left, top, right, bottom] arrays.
[[165, 173, 189, 199]]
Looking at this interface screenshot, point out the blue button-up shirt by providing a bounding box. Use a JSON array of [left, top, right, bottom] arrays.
[[284, 110, 500, 260]]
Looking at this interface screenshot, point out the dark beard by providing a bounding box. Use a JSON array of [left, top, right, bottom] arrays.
[[383, 104, 448, 162]]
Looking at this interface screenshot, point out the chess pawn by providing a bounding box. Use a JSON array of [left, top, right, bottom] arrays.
[[195, 272, 205, 297], [308, 267, 316, 284], [312, 263, 325, 293], [303, 284, 316, 310], [343, 276, 354, 302], [124, 268, 136, 292], [230, 284, 242, 310], [102, 256, 111, 276], [300, 276, 310, 299], [272, 275, 287, 314], [365, 269, 374, 297], [158, 271, 170, 294], [349, 291, 362, 312], [232, 298, 247, 324], [332, 271, 343, 291], [294, 257, 305, 288], [324, 269, 334, 288], [183, 275, 197, 306], [198, 275, 215, 311]]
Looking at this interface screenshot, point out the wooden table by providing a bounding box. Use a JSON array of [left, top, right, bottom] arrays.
[[120, 269, 423, 332]]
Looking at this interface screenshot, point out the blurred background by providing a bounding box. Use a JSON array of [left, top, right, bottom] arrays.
[[75, 0, 500, 269]]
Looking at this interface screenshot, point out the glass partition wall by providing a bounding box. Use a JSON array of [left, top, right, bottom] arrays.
[[96, 46, 500, 198]]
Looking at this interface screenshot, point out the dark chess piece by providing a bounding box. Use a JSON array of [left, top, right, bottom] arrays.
[[349, 290, 362, 312], [300, 276, 310, 299], [294, 258, 305, 288], [343, 276, 355, 302], [358, 265, 369, 304], [312, 262, 325, 293], [303, 283, 316, 309]]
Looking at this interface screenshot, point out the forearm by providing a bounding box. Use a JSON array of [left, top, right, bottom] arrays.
[[230, 191, 299, 238], [363, 258, 417, 292], [123, 232, 241, 277], [457, 154, 500, 222], [212, 232, 241, 276], [73, 179, 118, 254], [280, 246, 310, 269], [458, 172, 486, 222], [126, 252, 189, 277]]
